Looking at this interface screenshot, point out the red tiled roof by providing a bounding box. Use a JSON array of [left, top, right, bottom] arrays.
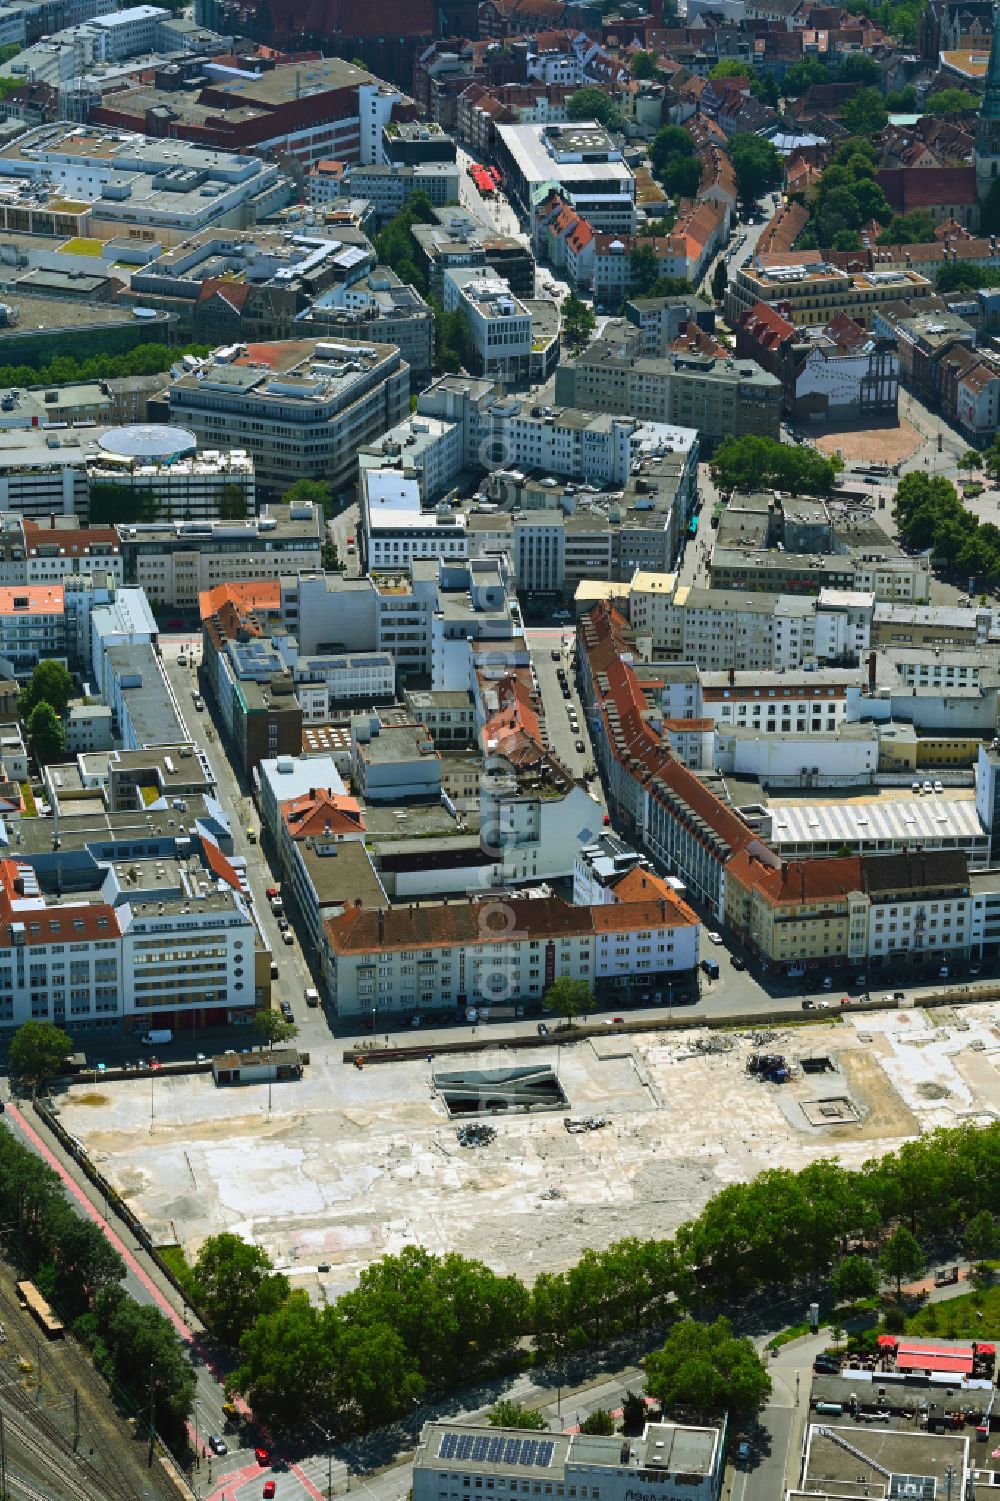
[[0, 860, 121, 946], [876, 165, 978, 213], [281, 788, 365, 838], [726, 847, 863, 907], [23, 521, 119, 556]]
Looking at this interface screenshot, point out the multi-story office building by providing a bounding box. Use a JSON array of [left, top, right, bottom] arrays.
[[496, 121, 636, 233], [724, 254, 932, 331], [555, 335, 782, 450], [87, 430, 254, 523], [0, 124, 291, 241], [118, 502, 324, 610], [443, 269, 533, 389], [412, 1422, 725, 1501], [165, 338, 410, 495]]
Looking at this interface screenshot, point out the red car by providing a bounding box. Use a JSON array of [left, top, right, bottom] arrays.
[[256, 1447, 270, 1466], [263, 1484, 276, 1499], [265, 887, 279, 899]]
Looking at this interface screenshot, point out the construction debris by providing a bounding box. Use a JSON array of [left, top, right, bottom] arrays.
[[564, 1115, 609, 1133], [456, 1123, 497, 1148]]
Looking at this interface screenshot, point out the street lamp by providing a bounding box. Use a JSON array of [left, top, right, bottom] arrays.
[[310, 1416, 335, 1500]]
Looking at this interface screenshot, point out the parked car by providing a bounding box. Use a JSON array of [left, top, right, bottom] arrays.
[[280, 1001, 294, 1022], [706, 931, 723, 945], [537, 1022, 549, 1037], [264, 1483, 276, 1500], [574, 739, 585, 753], [281, 930, 294, 945], [209, 1436, 227, 1455]]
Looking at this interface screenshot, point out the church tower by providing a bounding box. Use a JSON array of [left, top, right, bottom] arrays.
[[976, 3, 1000, 200]]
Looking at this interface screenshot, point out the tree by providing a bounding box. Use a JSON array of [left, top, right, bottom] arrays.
[[840, 87, 888, 136], [831, 1255, 879, 1307], [282, 477, 334, 512], [877, 209, 936, 246], [27, 702, 64, 765], [217, 482, 248, 520], [232, 1293, 335, 1433], [566, 87, 623, 132], [9, 1021, 73, 1094], [321, 537, 344, 571], [645, 1317, 772, 1422], [783, 56, 828, 96], [630, 50, 657, 78], [711, 434, 841, 495], [650, 125, 694, 177], [86, 1285, 196, 1447], [659, 153, 702, 201], [965, 1210, 999, 1266], [561, 293, 596, 350], [580, 1409, 616, 1435], [926, 87, 978, 114], [621, 1390, 648, 1435], [877, 1226, 924, 1296], [630, 244, 663, 296], [488, 1400, 548, 1430], [189, 1233, 290, 1346], [729, 133, 781, 205], [20, 659, 73, 719], [711, 258, 728, 302], [838, 52, 883, 84], [253, 1009, 298, 1051], [543, 975, 596, 1026]]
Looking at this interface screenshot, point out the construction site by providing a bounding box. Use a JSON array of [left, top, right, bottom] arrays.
[[55, 1002, 1000, 1300]]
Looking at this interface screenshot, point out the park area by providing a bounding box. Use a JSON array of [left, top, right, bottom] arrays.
[[56, 1003, 1000, 1299]]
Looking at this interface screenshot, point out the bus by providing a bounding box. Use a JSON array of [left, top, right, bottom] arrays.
[[16, 1280, 65, 1339]]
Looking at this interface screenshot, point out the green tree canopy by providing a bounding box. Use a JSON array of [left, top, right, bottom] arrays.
[[650, 124, 693, 174], [831, 1254, 879, 1306], [543, 975, 596, 1025], [783, 56, 828, 95], [580, 1409, 616, 1435], [566, 86, 623, 131], [965, 1209, 999, 1265], [27, 702, 64, 765], [9, 1020, 73, 1093], [886, 85, 917, 109], [877, 208, 936, 246], [838, 52, 883, 83], [20, 659, 73, 719], [729, 132, 781, 203], [561, 293, 596, 349], [840, 87, 888, 136], [630, 50, 657, 78], [189, 1232, 290, 1346], [711, 434, 842, 495], [877, 1226, 924, 1296], [87, 1284, 196, 1447], [621, 1390, 648, 1434], [253, 1009, 298, 1051], [489, 1401, 548, 1430], [645, 1317, 772, 1422], [938, 261, 1000, 294], [926, 87, 978, 113]]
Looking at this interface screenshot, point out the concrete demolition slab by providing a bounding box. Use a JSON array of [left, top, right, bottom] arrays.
[[56, 1001, 1000, 1300], [801, 1096, 861, 1127]]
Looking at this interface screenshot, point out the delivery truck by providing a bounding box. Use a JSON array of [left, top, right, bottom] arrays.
[[140, 1029, 172, 1046]]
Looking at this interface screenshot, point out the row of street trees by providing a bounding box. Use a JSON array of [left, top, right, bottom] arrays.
[[213, 1120, 1000, 1436], [0, 1120, 195, 1446]]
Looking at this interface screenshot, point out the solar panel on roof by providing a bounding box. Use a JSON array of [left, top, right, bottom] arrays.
[[472, 1437, 489, 1462], [520, 1441, 538, 1466], [488, 1437, 505, 1463], [536, 1442, 554, 1467], [504, 1438, 520, 1464], [456, 1435, 474, 1461], [440, 1434, 458, 1460]]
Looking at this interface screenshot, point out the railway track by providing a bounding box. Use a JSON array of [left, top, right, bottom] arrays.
[[0, 1278, 134, 1501]]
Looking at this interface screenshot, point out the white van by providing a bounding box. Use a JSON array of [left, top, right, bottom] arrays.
[[305, 987, 320, 1008]]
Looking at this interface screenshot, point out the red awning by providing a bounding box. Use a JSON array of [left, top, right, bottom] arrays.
[[878, 1335, 898, 1349], [976, 1344, 995, 1356], [896, 1348, 973, 1375]]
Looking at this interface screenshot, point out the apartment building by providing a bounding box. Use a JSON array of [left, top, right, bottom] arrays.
[[0, 844, 260, 1034], [308, 161, 460, 219], [13, 517, 122, 584], [554, 337, 782, 450], [0, 582, 66, 675], [324, 890, 699, 1016], [724, 845, 868, 974], [165, 338, 409, 495], [118, 503, 324, 610]]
